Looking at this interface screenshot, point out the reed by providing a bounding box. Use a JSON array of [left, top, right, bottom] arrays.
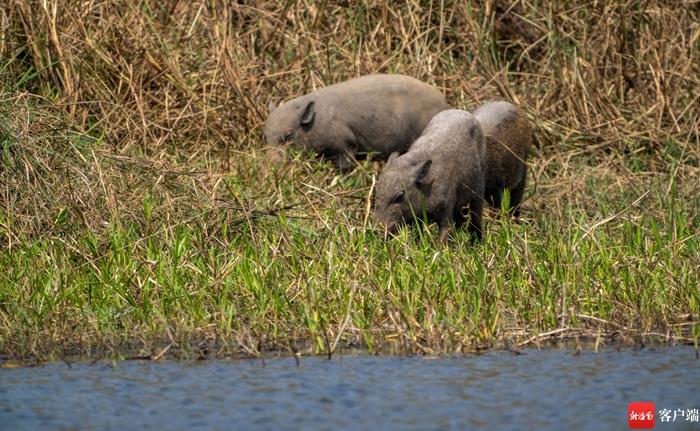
[[0, 0, 698, 360]]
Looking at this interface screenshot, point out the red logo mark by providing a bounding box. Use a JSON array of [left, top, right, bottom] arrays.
[[629, 402, 656, 429]]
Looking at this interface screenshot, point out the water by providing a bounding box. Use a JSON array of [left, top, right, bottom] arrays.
[[1, 347, 698, 431]]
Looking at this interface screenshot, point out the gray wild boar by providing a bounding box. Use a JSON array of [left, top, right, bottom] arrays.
[[264, 74, 448, 172], [374, 109, 485, 242], [472, 101, 532, 217]]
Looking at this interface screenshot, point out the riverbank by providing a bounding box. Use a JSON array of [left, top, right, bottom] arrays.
[[1, 1, 698, 361]]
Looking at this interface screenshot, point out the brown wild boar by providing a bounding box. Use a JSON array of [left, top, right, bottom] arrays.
[[374, 109, 485, 242], [264, 74, 448, 172], [472, 101, 532, 216]]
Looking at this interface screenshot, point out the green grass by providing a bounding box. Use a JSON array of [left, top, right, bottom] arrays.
[[1, 0, 699, 361], [1, 144, 698, 360]]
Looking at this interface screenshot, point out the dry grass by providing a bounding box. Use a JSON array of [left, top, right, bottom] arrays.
[[2, 1, 699, 234], [0, 0, 699, 360]]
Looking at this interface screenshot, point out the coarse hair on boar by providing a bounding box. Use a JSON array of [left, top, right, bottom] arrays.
[[374, 109, 485, 243]]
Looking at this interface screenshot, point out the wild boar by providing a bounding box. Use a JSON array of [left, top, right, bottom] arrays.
[[264, 74, 449, 172], [472, 101, 532, 217], [374, 109, 485, 242]]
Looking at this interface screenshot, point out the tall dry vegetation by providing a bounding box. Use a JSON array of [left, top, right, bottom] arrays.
[[1, 0, 698, 243], [1, 1, 699, 358]]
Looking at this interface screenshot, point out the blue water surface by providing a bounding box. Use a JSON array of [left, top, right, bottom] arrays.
[[1, 347, 698, 430]]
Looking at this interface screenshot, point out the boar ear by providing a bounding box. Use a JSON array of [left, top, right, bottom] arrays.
[[300, 101, 315, 127], [414, 159, 432, 185], [387, 152, 399, 164], [267, 100, 277, 113]]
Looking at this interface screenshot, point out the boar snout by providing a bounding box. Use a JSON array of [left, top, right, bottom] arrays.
[[278, 130, 294, 145], [376, 216, 402, 237], [385, 222, 399, 235], [377, 222, 399, 240]]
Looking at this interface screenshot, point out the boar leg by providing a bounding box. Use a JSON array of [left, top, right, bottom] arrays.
[[452, 205, 467, 228], [509, 169, 527, 218], [436, 205, 455, 244], [467, 198, 483, 242], [332, 138, 360, 173], [486, 181, 503, 210], [438, 223, 454, 244], [334, 153, 356, 173]]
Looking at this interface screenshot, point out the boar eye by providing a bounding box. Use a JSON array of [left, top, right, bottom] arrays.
[[390, 190, 405, 205]]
